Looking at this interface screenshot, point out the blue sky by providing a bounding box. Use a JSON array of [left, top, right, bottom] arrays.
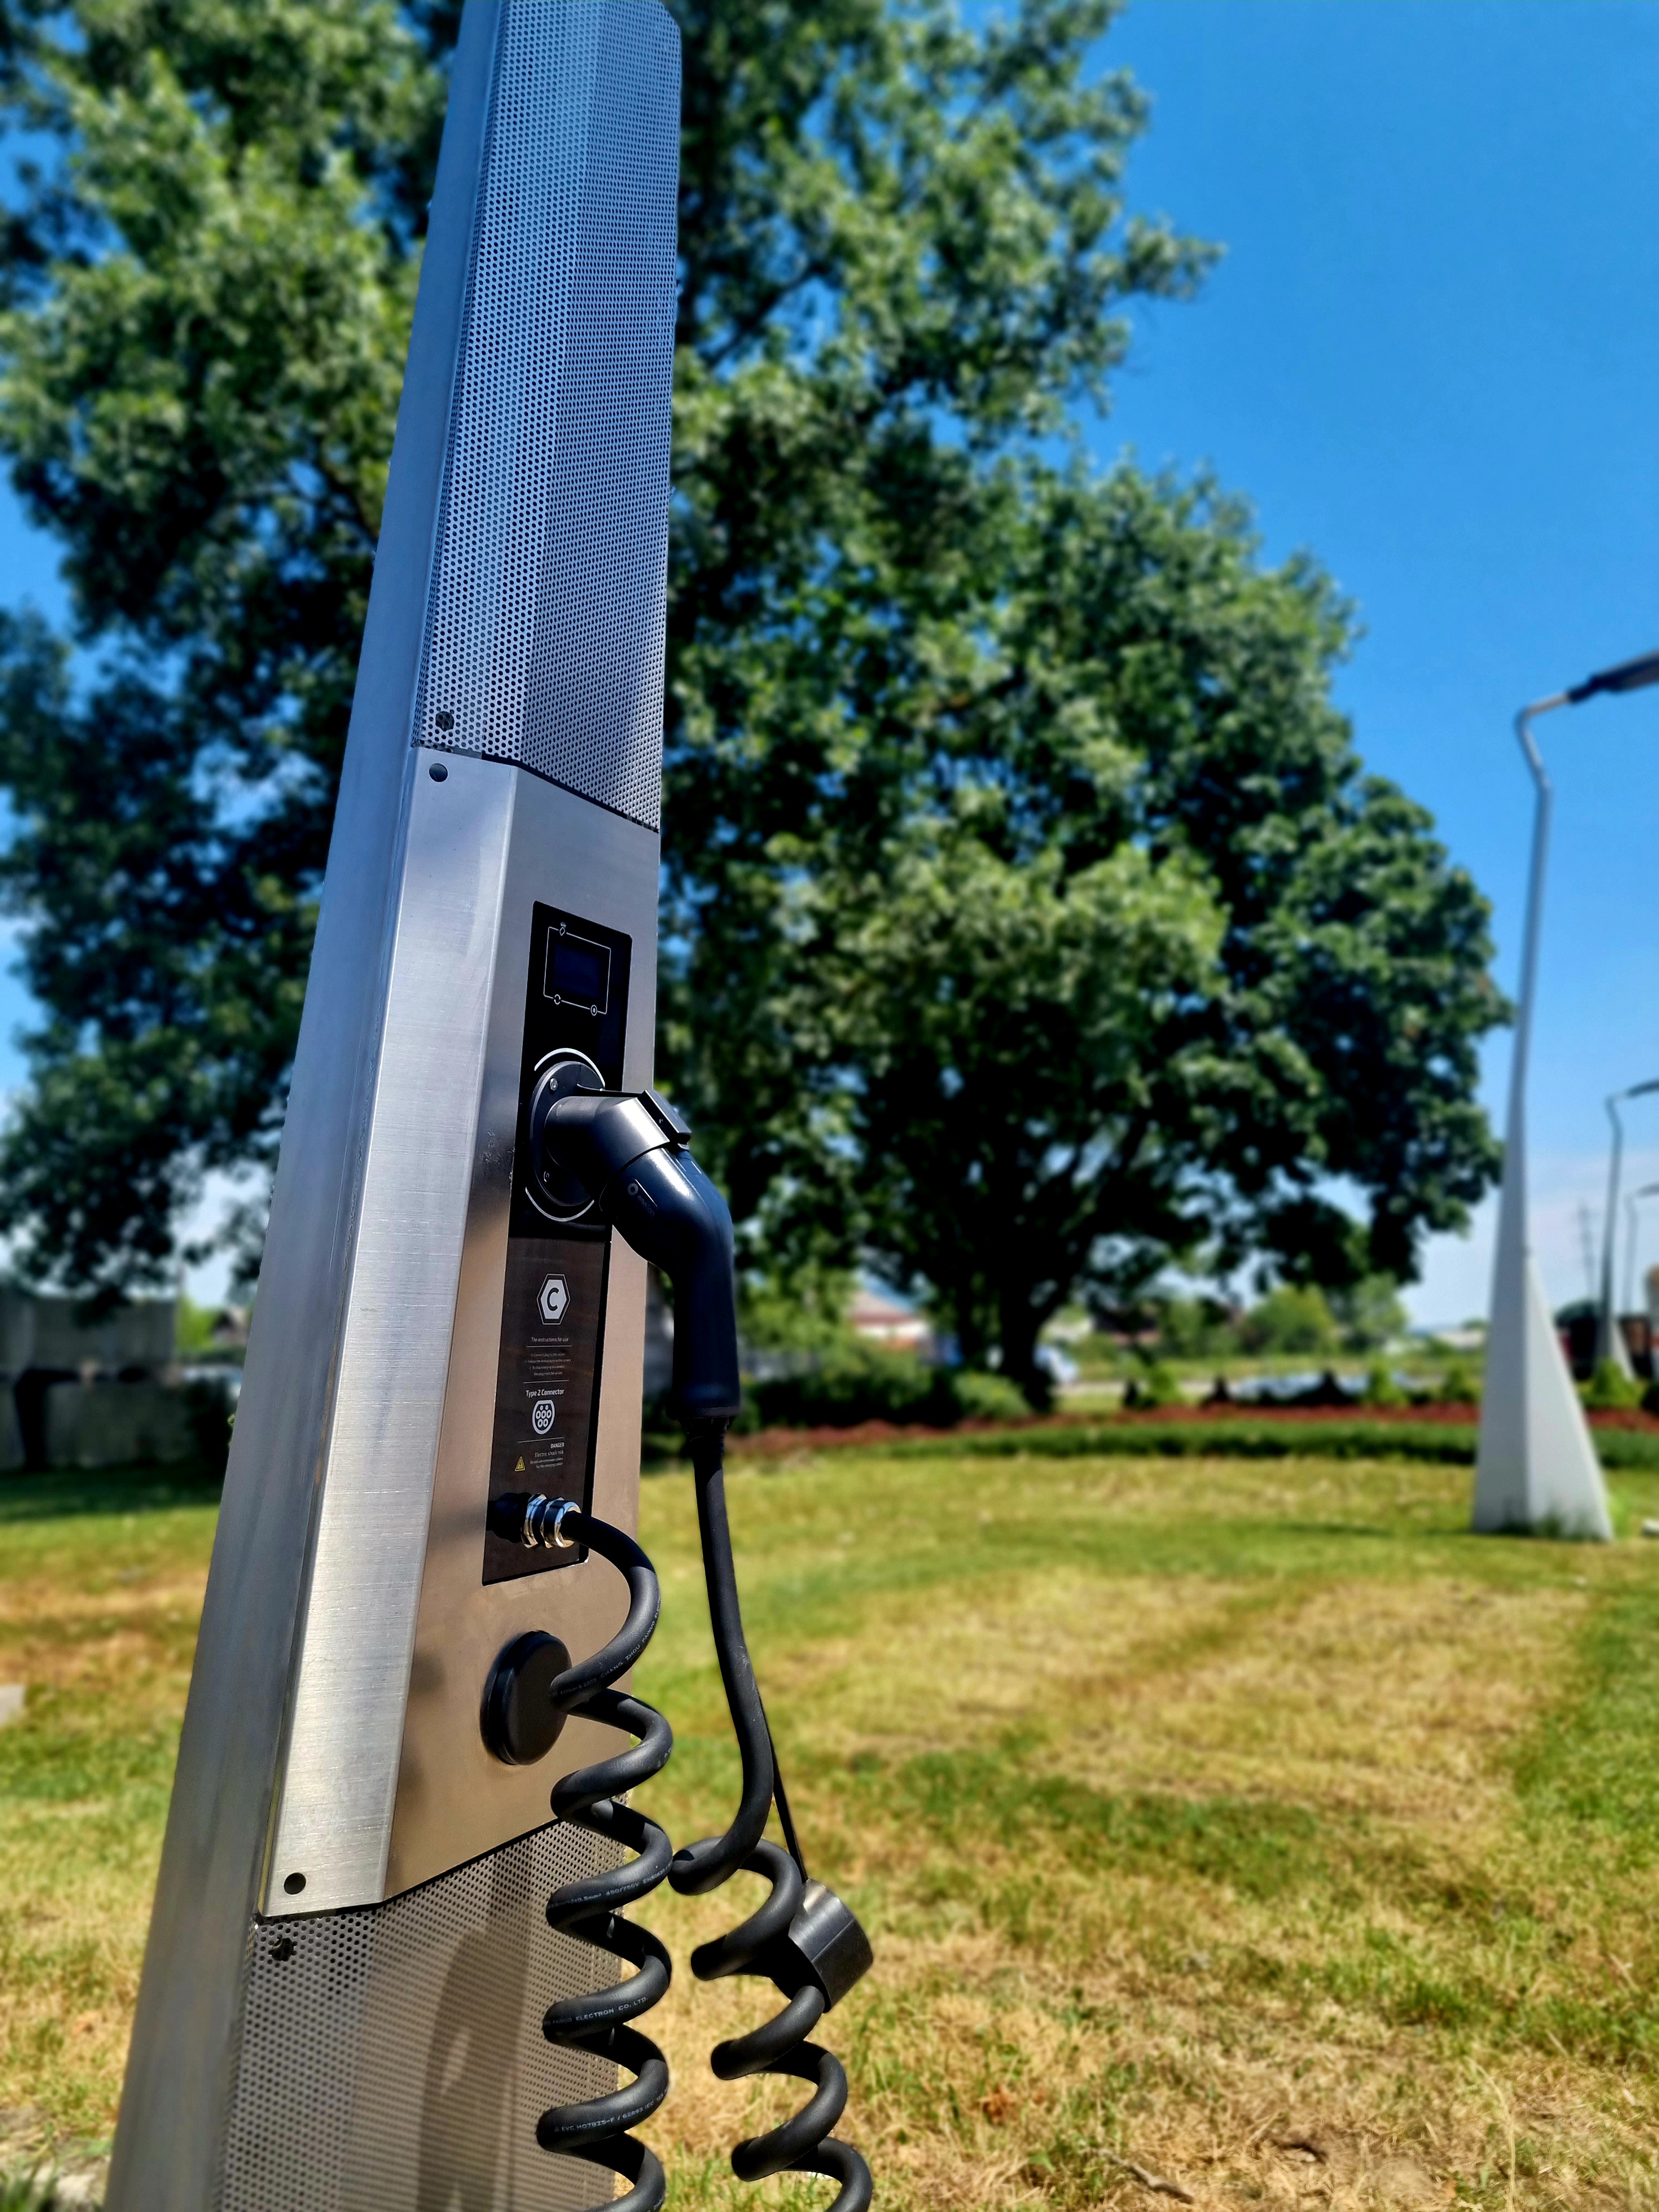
[[0, 0, 1655, 1316], [1090, 0, 1659, 1324]]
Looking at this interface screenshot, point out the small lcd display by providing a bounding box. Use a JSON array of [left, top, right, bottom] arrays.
[[544, 928, 610, 1013]]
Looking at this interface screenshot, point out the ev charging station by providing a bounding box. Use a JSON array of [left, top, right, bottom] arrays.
[[105, 8, 871, 2209]]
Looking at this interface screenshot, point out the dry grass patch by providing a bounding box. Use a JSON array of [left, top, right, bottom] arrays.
[[0, 1476, 216, 2157], [1086, 1577, 1587, 1826], [3, 1449, 1659, 2209], [634, 1450, 1659, 2210], [642, 1910, 1657, 2212]]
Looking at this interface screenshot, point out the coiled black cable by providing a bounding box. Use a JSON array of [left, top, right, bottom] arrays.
[[670, 1431, 873, 2212], [533, 1504, 675, 2212]]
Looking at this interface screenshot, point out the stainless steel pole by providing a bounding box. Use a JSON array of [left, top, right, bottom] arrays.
[[106, 7, 684, 2205]]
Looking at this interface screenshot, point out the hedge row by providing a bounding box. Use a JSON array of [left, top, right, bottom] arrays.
[[789, 1417, 1659, 1472]]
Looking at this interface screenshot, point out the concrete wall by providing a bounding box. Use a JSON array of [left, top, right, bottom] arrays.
[[0, 1392, 24, 1471], [0, 1289, 177, 1375], [43, 1380, 198, 1470], [0, 1291, 186, 1469]]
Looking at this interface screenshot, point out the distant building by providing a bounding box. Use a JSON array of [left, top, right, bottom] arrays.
[[1555, 1297, 1652, 1382], [1423, 1324, 1486, 1353], [0, 1288, 195, 1470], [847, 1286, 934, 1357], [208, 1305, 251, 1350]]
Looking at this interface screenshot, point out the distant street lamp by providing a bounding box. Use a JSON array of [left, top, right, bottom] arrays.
[[1599, 1081, 1659, 1375], [1475, 649, 1659, 1539]]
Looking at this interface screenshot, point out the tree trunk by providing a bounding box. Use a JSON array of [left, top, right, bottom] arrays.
[[996, 1297, 1053, 1413]]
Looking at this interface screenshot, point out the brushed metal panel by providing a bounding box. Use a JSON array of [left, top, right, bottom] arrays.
[[104, 12, 504, 2207], [264, 752, 516, 1915], [386, 770, 660, 1898]]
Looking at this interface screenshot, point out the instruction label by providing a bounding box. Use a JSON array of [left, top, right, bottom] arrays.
[[482, 1232, 610, 1584]]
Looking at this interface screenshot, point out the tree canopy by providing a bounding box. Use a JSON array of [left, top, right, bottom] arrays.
[[0, 0, 458, 1289], [0, 0, 1502, 1376], [670, 461, 1500, 1395], [0, 0, 1205, 1293]]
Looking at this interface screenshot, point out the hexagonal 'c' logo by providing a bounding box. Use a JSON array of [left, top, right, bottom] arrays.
[[538, 1273, 569, 1326]]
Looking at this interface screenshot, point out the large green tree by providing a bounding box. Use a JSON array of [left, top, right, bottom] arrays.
[[0, 0, 459, 1289], [669, 462, 1501, 1396], [0, 0, 1205, 1294], [0, 0, 1502, 1376]]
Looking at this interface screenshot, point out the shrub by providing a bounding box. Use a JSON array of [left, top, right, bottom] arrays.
[[1154, 1295, 1234, 1359], [1362, 1361, 1405, 1408], [175, 1294, 221, 1357], [737, 1266, 856, 1355], [1581, 1358, 1643, 1412], [1329, 1274, 1408, 1351], [749, 1347, 1032, 1429], [749, 1345, 931, 1427], [949, 1369, 1032, 1423], [183, 1376, 235, 1477], [1436, 1360, 1480, 1406], [1124, 1361, 1183, 1410], [1282, 1366, 1353, 1408], [1235, 1285, 1337, 1355]]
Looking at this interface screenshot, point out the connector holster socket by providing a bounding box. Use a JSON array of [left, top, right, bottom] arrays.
[[481, 1629, 573, 1765]]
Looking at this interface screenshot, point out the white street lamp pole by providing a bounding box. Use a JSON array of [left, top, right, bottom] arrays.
[[1599, 1082, 1659, 1376], [1475, 648, 1659, 1538]]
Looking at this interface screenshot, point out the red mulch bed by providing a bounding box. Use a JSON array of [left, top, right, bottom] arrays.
[[725, 1396, 1659, 1457]]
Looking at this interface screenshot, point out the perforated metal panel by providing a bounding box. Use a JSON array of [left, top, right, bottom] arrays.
[[220, 1822, 616, 2212], [414, 1, 679, 831]]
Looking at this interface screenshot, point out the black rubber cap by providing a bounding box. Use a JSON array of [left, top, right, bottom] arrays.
[[775, 1880, 874, 2008], [481, 1630, 572, 1765]]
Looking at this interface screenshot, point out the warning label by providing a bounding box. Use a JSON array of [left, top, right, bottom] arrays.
[[482, 1233, 609, 1584]]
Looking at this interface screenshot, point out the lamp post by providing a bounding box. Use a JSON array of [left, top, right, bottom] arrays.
[[1475, 648, 1659, 1539], [1600, 1081, 1659, 1376]]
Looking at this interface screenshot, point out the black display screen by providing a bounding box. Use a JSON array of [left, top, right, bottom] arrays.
[[544, 928, 611, 1014]]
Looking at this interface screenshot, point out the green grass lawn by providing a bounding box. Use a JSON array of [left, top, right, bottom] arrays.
[[3, 1450, 1658, 2209]]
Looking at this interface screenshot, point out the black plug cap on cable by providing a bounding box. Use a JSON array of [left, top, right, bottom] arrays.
[[534, 1085, 743, 1427], [770, 1880, 874, 2010]]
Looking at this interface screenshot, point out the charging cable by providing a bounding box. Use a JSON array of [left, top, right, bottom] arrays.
[[532, 1084, 874, 2212]]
